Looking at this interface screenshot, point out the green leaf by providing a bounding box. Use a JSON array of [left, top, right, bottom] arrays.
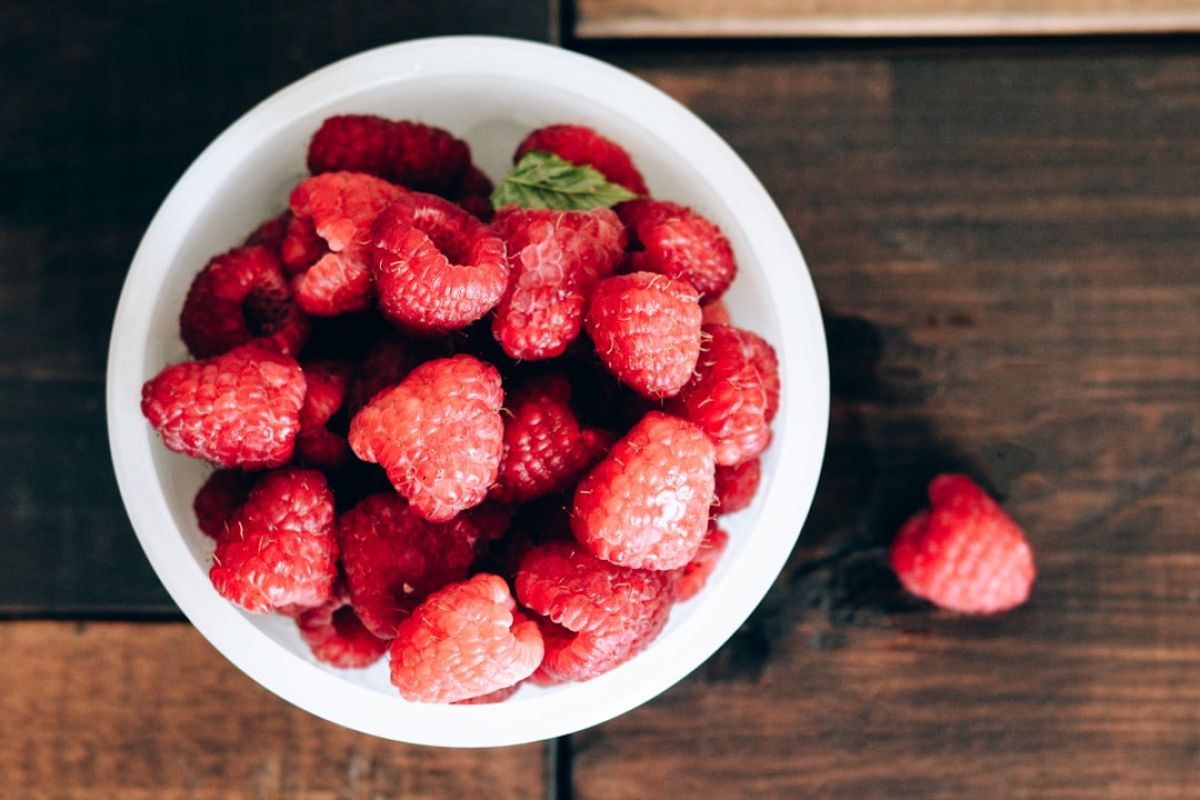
[[491, 150, 637, 211]]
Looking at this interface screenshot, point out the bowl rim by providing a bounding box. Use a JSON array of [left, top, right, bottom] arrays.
[[106, 35, 829, 747]]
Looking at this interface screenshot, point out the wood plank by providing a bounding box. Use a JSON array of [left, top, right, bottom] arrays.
[[0, 0, 555, 616], [0, 621, 548, 798], [567, 44, 1200, 798], [575, 0, 1200, 37]]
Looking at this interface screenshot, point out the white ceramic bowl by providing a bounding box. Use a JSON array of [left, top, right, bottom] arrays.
[[107, 36, 828, 747]]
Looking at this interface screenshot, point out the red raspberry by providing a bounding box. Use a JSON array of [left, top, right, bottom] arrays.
[[295, 361, 352, 468], [140, 345, 306, 469], [452, 164, 494, 221], [243, 212, 290, 252], [349, 355, 505, 522], [571, 411, 715, 570], [712, 457, 761, 515], [741, 328, 781, 423], [585, 271, 704, 399], [345, 336, 421, 415], [389, 573, 543, 703], [337, 492, 482, 638], [350, 355, 504, 520], [370, 192, 508, 332], [308, 114, 470, 195], [209, 469, 337, 612], [280, 214, 326, 274], [491, 374, 611, 503], [668, 324, 772, 466], [618, 199, 736, 303], [295, 588, 390, 669], [288, 172, 405, 315], [515, 124, 648, 195], [891, 475, 1035, 614], [179, 245, 309, 358], [193, 469, 252, 539], [490, 207, 626, 361], [701, 299, 731, 326], [672, 523, 729, 602]]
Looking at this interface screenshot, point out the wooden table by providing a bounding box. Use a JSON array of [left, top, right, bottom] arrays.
[[3, 3, 1198, 797]]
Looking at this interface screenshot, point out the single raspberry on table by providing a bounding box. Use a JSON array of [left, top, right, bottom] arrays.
[[179, 244, 309, 358], [490, 374, 611, 503], [349, 355, 505, 522], [337, 492, 483, 638], [140, 344, 306, 469], [370, 192, 508, 332], [712, 457, 762, 515], [571, 411, 715, 570], [672, 523, 729, 602], [515, 124, 648, 195], [389, 573, 543, 703], [288, 172, 406, 316], [209, 468, 338, 613], [193, 469, 252, 539], [295, 361, 352, 468], [490, 206, 627, 361], [243, 212, 291, 252], [668, 323, 775, 467], [584, 271, 704, 399], [891, 474, 1035, 615], [618, 199, 736, 303], [295, 586, 390, 669], [308, 114, 470, 195]]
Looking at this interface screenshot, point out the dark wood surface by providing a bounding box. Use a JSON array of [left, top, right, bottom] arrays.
[[4, 2, 1200, 797]]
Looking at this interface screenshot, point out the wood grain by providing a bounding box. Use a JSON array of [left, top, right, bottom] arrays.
[[575, 0, 1200, 37], [0, 0, 555, 616], [0, 621, 547, 799], [565, 43, 1200, 798]]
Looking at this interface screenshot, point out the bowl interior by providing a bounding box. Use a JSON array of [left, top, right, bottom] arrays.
[[113, 37, 827, 746]]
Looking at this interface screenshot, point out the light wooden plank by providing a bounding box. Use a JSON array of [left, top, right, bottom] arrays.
[[575, 0, 1200, 37]]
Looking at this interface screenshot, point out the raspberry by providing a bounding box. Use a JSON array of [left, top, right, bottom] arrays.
[[490, 207, 626, 361], [585, 271, 703, 398], [490, 374, 611, 503], [243, 212, 290, 252], [295, 588, 390, 669], [891, 475, 1035, 614], [288, 172, 405, 315], [452, 164, 494, 221], [193, 469, 252, 539], [526, 598, 671, 685], [618, 199, 736, 303], [389, 573, 543, 703], [308, 114, 470, 194], [209, 468, 337, 612], [712, 457, 761, 515], [295, 361, 352, 468], [280, 214, 326, 274], [742, 328, 781, 423], [140, 345, 306, 469], [344, 336, 421, 415], [337, 492, 482, 638], [453, 682, 520, 705], [515, 124, 648, 195], [349, 355, 505, 521], [179, 245, 309, 358], [701, 299, 731, 326], [672, 523, 729, 602], [370, 192, 508, 332], [571, 411, 715, 570], [668, 324, 772, 466]]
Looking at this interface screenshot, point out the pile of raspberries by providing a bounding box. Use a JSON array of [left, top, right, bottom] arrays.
[[140, 117, 781, 703], [141, 115, 1038, 704]]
